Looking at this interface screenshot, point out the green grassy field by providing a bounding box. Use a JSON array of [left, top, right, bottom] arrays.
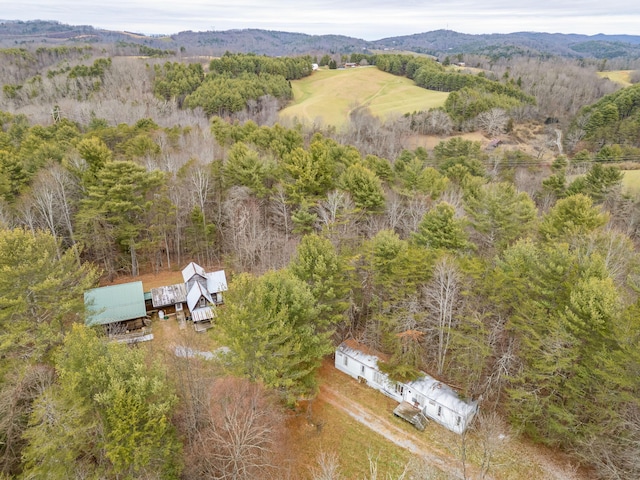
[[622, 170, 640, 195], [279, 67, 449, 128], [597, 70, 633, 86]]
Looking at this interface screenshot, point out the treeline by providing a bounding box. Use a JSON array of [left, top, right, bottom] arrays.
[[115, 40, 176, 57], [0, 45, 95, 84], [153, 52, 313, 116], [2, 55, 114, 103], [572, 83, 640, 154], [464, 54, 620, 122], [1, 108, 640, 478], [375, 54, 535, 121], [376, 53, 532, 101], [208, 52, 313, 79]]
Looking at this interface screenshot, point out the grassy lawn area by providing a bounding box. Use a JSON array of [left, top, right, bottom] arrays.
[[622, 169, 640, 196], [317, 360, 576, 480], [597, 70, 633, 86], [280, 67, 448, 128], [289, 400, 413, 479]]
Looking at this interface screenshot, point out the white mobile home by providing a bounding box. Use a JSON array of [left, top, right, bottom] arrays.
[[335, 340, 478, 434]]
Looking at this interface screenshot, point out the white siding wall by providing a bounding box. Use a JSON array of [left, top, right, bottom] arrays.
[[335, 344, 477, 434], [335, 351, 403, 402], [425, 401, 465, 434], [335, 351, 364, 380]]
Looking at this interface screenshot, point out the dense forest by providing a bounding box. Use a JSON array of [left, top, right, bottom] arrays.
[[1, 26, 640, 480]]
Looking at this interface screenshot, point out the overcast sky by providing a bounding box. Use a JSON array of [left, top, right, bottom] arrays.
[[3, 1, 640, 40]]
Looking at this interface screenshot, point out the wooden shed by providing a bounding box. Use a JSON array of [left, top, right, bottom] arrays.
[[84, 281, 152, 343]]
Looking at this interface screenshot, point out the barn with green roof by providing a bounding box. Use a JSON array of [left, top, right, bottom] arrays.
[[84, 281, 152, 343]]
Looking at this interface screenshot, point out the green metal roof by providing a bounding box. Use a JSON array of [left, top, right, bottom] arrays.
[[84, 281, 147, 326]]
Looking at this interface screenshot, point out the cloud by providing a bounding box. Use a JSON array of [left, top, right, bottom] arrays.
[[3, 0, 640, 39]]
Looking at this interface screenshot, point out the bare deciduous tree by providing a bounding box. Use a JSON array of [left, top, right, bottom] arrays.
[[310, 451, 343, 480], [187, 161, 217, 265], [475, 108, 508, 137], [186, 377, 288, 480], [269, 184, 292, 241], [423, 256, 462, 376], [18, 163, 81, 255], [400, 196, 430, 237], [315, 190, 359, 247], [577, 403, 640, 480], [364, 451, 407, 480], [474, 411, 507, 479]]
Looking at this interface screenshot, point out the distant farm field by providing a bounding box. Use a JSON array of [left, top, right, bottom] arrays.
[[622, 170, 640, 195], [279, 67, 448, 128], [597, 70, 633, 86]]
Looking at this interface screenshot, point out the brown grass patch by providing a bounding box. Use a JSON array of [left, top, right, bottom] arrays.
[[100, 269, 184, 290], [285, 359, 421, 478]]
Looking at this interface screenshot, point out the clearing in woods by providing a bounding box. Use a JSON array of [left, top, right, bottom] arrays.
[[597, 70, 633, 86], [622, 169, 640, 195], [280, 66, 448, 128], [104, 271, 590, 479]]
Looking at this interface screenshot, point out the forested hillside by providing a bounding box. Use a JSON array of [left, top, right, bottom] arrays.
[[1, 34, 640, 480], [4, 20, 640, 59]]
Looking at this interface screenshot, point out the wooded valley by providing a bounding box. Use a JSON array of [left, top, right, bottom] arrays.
[[1, 22, 640, 479]]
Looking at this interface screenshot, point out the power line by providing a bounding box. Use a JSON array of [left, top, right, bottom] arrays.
[[420, 157, 640, 169]]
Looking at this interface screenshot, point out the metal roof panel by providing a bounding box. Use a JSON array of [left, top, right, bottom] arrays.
[[84, 281, 147, 326]]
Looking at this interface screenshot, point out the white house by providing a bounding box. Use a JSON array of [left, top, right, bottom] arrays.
[[205, 269, 228, 305], [335, 340, 478, 434], [181, 262, 228, 330]]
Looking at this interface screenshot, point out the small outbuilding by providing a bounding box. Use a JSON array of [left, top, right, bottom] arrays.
[[151, 283, 187, 309], [84, 281, 152, 343], [150, 283, 188, 322], [335, 340, 478, 434]]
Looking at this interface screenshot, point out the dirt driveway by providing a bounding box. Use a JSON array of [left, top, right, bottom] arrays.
[[319, 384, 479, 479], [318, 383, 585, 480]]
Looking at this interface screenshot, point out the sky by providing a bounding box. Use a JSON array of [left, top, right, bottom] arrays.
[[3, 0, 640, 40]]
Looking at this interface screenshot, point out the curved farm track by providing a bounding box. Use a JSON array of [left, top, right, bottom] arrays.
[[318, 373, 589, 480], [318, 384, 475, 479]]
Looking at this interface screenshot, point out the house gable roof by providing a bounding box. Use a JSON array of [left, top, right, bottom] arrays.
[[186, 281, 213, 312], [339, 339, 390, 364], [182, 261, 206, 283], [206, 270, 228, 294], [84, 281, 147, 326]]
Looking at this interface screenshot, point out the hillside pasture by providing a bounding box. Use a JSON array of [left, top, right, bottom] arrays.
[[622, 169, 640, 196], [280, 67, 448, 128], [597, 70, 633, 86]]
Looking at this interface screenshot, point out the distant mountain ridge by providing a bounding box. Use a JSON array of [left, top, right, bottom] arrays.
[[2, 19, 640, 59], [375, 30, 640, 58]]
